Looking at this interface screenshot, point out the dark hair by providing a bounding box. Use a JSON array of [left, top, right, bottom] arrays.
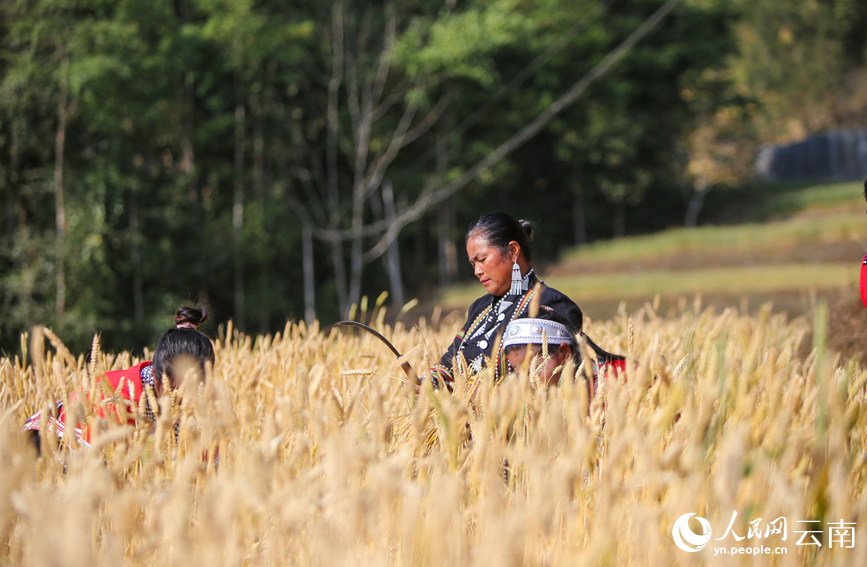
[[863, 178, 866, 202], [152, 306, 215, 386], [467, 212, 534, 263]]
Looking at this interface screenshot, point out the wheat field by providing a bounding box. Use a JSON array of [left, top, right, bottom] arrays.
[[0, 297, 866, 566]]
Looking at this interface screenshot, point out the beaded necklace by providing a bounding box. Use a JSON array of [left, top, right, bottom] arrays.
[[459, 269, 536, 352], [493, 288, 537, 382]]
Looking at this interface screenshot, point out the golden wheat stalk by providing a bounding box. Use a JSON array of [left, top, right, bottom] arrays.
[[0, 299, 862, 567]]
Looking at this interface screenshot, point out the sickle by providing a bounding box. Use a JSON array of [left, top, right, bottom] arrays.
[[333, 321, 420, 387]]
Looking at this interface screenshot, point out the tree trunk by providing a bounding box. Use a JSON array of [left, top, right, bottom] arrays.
[[330, 239, 348, 316], [302, 226, 316, 326], [179, 78, 196, 178], [684, 181, 709, 228], [571, 179, 586, 245], [3, 169, 11, 244], [382, 180, 403, 308], [435, 124, 455, 289], [347, 201, 364, 315], [5, 117, 21, 243], [175, 0, 196, 180], [233, 68, 246, 331], [613, 201, 626, 239], [54, 54, 70, 323], [252, 87, 268, 334], [129, 190, 144, 324], [437, 202, 456, 289], [345, 109, 373, 317], [252, 93, 265, 203], [327, 0, 347, 315]]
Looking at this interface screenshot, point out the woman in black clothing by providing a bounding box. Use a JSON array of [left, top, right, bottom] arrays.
[[429, 212, 589, 388]]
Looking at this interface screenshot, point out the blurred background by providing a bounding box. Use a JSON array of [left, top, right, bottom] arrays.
[[2, 0, 867, 356]]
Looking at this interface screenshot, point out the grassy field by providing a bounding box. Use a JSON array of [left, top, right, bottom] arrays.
[[0, 302, 866, 566], [556, 211, 866, 267], [443, 263, 858, 305]]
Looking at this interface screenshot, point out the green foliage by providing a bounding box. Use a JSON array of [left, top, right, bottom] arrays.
[[729, 0, 867, 141], [394, 0, 527, 85], [0, 0, 752, 354]]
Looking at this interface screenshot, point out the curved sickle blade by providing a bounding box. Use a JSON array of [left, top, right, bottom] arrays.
[[333, 321, 419, 386]]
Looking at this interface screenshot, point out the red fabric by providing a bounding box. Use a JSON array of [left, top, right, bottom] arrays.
[[599, 359, 627, 379], [29, 361, 152, 444], [585, 359, 627, 408], [861, 254, 867, 309]]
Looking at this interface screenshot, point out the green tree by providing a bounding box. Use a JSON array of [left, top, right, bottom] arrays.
[[730, 0, 867, 142], [272, 0, 528, 317], [0, 0, 746, 354], [1, 0, 138, 340]]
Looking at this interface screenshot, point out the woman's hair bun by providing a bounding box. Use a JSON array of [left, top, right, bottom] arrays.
[[519, 219, 534, 241], [174, 306, 208, 330], [466, 212, 535, 263]]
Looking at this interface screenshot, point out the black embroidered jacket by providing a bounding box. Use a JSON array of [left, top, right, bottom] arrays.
[[429, 272, 583, 387]]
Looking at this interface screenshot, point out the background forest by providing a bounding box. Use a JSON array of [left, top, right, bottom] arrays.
[[2, 0, 866, 354]]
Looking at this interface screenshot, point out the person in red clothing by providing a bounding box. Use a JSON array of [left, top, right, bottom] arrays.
[[24, 306, 215, 449], [861, 178, 867, 309]]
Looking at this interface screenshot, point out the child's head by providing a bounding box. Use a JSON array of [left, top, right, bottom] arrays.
[[152, 306, 215, 393], [503, 310, 578, 387]]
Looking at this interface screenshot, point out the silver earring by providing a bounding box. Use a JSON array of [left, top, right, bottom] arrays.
[[509, 260, 522, 295]]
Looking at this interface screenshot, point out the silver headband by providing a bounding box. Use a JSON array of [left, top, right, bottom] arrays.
[[502, 318, 574, 349]]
